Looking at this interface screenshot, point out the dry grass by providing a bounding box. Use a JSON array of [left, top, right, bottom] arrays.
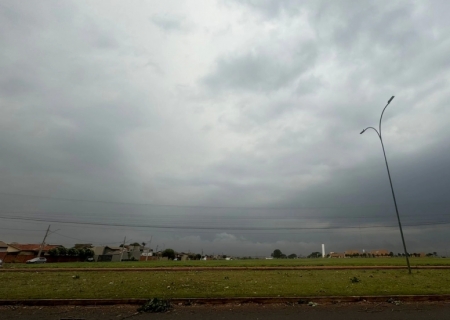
[[1, 269, 449, 299], [4, 257, 450, 269]]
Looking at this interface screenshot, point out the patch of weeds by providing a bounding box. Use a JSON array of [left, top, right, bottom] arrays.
[[387, 298, 401, 306], [138, 298, 172, 313], [72, 275, 80, 280], [350, 276, 361, 283]]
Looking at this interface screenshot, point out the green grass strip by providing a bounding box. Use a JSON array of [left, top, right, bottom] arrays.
[[4, 257, 450, 269], [1, 269, 449, 299]]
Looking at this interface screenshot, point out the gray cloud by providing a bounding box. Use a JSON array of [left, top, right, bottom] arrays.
[[150, 14, 188, 32], [0, 0, 449, 257], [202, 41, 318, 92]]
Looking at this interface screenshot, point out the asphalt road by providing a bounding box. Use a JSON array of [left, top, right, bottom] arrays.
[[1, 302, 450, 320]]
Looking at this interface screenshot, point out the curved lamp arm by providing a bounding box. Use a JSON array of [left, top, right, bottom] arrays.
[[360, 126, 380, 139], [379, 96, 395, 137]]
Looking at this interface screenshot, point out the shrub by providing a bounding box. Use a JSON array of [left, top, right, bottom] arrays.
[[138, 298, 172, 313], [162, 249, 175, 260], [68, 248, 79, 256], [58, 247, 68, 256]]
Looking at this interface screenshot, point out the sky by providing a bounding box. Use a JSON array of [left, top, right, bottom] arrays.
[[1, 0, 450, 257]]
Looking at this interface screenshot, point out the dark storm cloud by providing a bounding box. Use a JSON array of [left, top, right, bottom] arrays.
[[0, 2, 153, 201], [202, 41, 318, 92], [193, 0, 450, 254], [1, 0, 450, 256]]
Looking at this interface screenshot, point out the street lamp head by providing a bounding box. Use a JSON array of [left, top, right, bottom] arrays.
[[360, 129, 366, 134], [388, 96, 395, 104]]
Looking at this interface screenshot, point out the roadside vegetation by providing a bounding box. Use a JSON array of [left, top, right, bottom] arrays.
[[3, 257, 449, 269], [1, 269, 449, 299]]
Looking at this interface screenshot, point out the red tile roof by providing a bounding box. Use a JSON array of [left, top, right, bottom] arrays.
[[8, 244, 62, 251]]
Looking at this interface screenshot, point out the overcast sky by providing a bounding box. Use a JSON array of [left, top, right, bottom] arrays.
[[1, 0, 449, 257]]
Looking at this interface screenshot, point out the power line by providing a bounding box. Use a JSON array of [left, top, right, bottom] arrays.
[[0, 214, 449, 231], [51, 231, 125, 246], [0, 210, 446, 221], [0, 226, 46, 232]]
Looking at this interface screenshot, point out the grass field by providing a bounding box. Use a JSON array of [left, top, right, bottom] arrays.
[[3, 257, 449, 269], [1, 269, 449, 299], [3, 258, 448, 299]]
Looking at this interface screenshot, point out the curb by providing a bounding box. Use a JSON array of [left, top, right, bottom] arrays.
[[1, 295, 450, 306]]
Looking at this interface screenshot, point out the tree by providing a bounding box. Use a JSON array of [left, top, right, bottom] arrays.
[[58, 247, 67, 256], [130, 242, 141, 247], [162, 248, 176, 260], [48, 248, 59, 257], [195, 253, 202, 260], [78, 248, 86, 258], [85, 248, 94, 258], [288, 253, 297, 259], [187, 253, 195, 260], [271, 249, 283, 259], [68, 248, 79, 256], [307, 252, 322, 258]]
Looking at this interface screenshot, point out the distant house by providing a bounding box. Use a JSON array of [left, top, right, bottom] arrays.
[[141, 249, 153, 257], [140, 249, 158, 261], [370, 249, 389, 257], [176, 253, 189, 261], [74, 243, 93, 250], [92, 246, 123, 262], [7, 243, 62, 256], [0, 241, 8, 260], [122, 245, 141, 261], [329, 252, 345, 258], [344, 250, 361, 257], [5, 243, 63, 263]]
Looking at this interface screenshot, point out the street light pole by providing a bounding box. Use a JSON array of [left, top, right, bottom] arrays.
[[360, 96, 412, 274]]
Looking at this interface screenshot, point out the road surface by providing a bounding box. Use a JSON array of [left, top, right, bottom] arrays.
[[1, 301, 450, 319]]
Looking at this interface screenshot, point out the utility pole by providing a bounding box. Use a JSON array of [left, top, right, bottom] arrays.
[[37, 225, 51, 257], [146, 235, 153, 261], [119, 236, 126, 262]]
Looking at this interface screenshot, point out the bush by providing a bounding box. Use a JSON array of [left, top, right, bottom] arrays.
[[68, 248, 79, 256], [85, 249, 94, 258], [78, 248, 86, 258], [48, 248, 59, 257], [58, 247, 68, 256], [138, 298, 172, 313], [162, 249, 176, 260]]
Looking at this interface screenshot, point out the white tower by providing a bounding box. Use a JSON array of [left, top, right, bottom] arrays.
[[322, 244, 325, 258]]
